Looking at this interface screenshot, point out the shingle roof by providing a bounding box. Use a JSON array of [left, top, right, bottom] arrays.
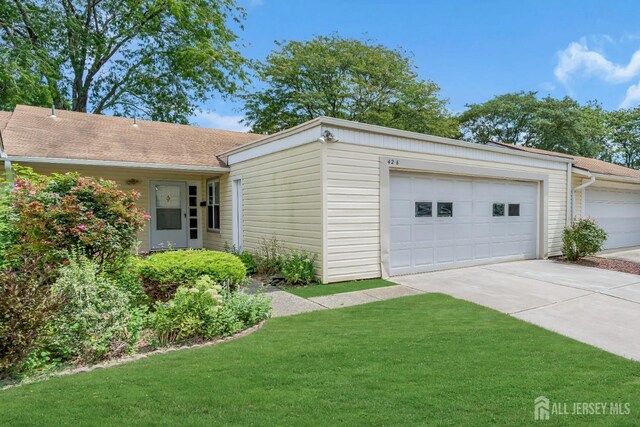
[[491, 141, 640, 179], [0, 111, 12, 131], [1, 105, 262, 168]]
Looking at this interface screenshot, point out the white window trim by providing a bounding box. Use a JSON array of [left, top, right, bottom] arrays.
[[207, 179, 220, 232]]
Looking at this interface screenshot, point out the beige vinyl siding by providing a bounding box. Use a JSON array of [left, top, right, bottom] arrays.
[[228, 142, 323, 276], [325, 142, 569, 283], [572, 175, 584, 219], [12, 163, 223, 252]]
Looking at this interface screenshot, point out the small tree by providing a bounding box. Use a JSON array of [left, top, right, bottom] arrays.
[[562, 218, 608, 261], [0, 167, 148, 271]]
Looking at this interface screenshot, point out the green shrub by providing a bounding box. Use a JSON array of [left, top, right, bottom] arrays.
[[224, 243, 257, 275], [44, 255, 146, 364], [151, 276, 224, 344], [0, 167, 147, 272], [562, 218, 608, 261], [151, 275, 270, 345], [109, 256, 149, 307], [255, 236, 284, 275], [137, 250, 246, 301], [280, 250, 317, 286], [0, 255, 58, 379]]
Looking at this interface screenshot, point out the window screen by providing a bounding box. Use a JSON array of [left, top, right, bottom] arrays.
[[415, 201, 432, 217], [508, 204, 520, 216], [437, 202, 453, 217], [493, 203, 505, 217]]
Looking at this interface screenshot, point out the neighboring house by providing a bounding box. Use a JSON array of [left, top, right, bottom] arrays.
[[1, 105, 639, 283]]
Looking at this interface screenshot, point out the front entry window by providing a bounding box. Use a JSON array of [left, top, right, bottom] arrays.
[[208, 180, 220, 231], [155, 185, 182, 230]]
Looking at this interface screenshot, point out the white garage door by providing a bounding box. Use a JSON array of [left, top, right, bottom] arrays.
[[389, 172, 538, 275], [585, 188, 640, 250]]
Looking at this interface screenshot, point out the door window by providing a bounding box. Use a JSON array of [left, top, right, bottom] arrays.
[[155, 185, 182, 230]]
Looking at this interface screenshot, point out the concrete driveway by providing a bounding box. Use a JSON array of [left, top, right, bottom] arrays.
[[599, 246, 640, 263], [393, 260, 640, 361]]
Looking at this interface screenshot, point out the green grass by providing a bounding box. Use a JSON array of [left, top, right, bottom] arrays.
[[285, 278, 396, 298], [1, 294, 639, 426]]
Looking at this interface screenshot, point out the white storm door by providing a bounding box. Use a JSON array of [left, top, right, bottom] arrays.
[[150, 181, 188, 249]]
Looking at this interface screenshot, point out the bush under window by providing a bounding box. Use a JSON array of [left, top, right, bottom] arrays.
[[280, 250, 317, 286]]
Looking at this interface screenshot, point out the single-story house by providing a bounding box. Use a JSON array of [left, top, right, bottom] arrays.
[[1, 105, 639, 283]]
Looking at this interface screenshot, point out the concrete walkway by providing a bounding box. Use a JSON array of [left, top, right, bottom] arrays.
[[599, 246, 640, 263]]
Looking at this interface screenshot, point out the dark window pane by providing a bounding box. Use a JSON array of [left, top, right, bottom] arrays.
[[208, 184, 213, 204], [208, 205, 213, 229], [509, 204, 520, 216], [493, 203, 505, 217], [189, 196, 197, 207], [190, 229, 198, 239], [156, 208, 181, 230], [189, 186, 197, 196], [415, 201, 432, 217], [190, 208, 197, 217], [437, 202, 453, 217], [214, 205, 220, 229], [189, 218, 197, 228]]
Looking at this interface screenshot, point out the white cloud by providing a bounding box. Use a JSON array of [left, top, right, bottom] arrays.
[[192, 111, 249, 132], [621, 81, 640, 108], [539, 81, 556, 92], [554, 38, 640, 84]]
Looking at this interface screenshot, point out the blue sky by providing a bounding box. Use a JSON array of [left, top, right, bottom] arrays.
[[193, 0, 640, 131]]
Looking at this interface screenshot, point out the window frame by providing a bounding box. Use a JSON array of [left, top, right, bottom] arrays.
[[207, 179, 221, 232]]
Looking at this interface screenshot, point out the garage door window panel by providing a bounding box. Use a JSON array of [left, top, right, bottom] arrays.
[[437, 202, 453, 217], [508, 204, 520, 216], [493, 203, 505, 217], [415, 202, 432, 217]]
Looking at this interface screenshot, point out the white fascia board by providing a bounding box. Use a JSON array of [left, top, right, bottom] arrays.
[[222, 116, 573, 166], [8, 156, 230, 173], [590, 173, 640, 184]]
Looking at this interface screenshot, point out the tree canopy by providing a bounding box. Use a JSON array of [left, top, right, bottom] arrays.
[[242, 35, 459, 137], [0, 0, 247, 123], [607, 107, 640, 169], [458, 92, 609, 159]]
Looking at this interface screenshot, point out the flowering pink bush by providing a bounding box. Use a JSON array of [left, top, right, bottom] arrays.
[[1, 168, 147, 271]]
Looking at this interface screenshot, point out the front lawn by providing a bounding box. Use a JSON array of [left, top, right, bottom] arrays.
[[285, 278, 396, 298], [1, 294, 639, 426]]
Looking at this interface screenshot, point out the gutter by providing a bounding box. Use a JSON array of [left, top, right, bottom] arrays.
[[6, 156, 230, 173], [572, 175, 596, 220]]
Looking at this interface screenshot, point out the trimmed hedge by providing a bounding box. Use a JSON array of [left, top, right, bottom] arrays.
[[137, 250, 246, 301]]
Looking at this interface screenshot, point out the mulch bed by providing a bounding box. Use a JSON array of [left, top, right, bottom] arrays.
[[554, 256, 640, 275]]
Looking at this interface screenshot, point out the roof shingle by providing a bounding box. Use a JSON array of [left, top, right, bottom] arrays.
[[1, 105, 262, 168]]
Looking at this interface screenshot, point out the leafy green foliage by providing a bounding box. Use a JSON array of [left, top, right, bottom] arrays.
[[607, 107, 640, 168], [562, 218, 608, 261], [0, 255, 58, 379], [137, 250, 247, 301], [44, 255, 146, 364], [0, 168, 147, 271], [280, 250, 317, 286], [151, 275, 270, 345], [0, 0, 247, 122], [243, 34, 459, 137], [255, 236, 284, 275], [459, 92, 609, 158], [224, 243, 257, 275]]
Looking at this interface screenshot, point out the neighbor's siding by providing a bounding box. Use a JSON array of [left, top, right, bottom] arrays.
[[325, 141, 570, 283], [572, 175, 584, 219], [11, 163, 220, 253], [227, 142, 323, 275]]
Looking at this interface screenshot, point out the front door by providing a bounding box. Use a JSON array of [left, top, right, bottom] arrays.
[[150, 181, 188, 249]]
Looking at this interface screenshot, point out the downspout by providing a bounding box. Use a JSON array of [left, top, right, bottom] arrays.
[[0, 129, 12, 184], [572, 175, 596, 220]]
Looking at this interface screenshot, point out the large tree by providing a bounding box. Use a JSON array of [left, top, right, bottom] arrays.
[[0, 0, 247, 123], [459, 92, 609, 158], [607, 107, 640, 168], [242, 35, 459, 137]]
